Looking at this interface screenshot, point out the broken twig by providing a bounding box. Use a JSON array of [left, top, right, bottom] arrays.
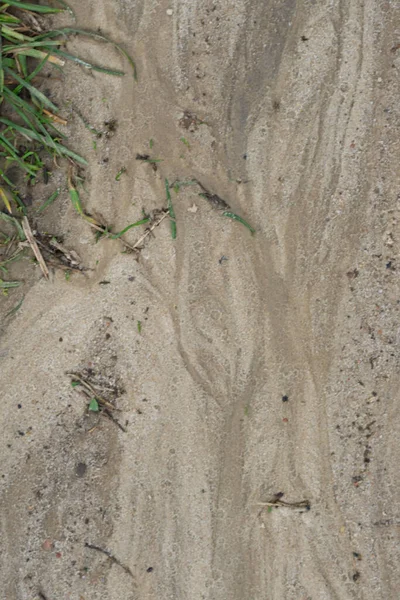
[[22, 217, 49, 279], [85, 542, 135, 581]]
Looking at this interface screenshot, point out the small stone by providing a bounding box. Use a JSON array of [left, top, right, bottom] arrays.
[[166, 8, 173, 16], [75, 462, 87, 478], [42, 539, 53, 551]]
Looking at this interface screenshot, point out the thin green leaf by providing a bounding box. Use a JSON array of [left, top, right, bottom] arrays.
[[36, 27, 137, 79], [0, 133, 37, 177], [3, 41, 63, 51], [137, 320, 142, 334], [36, 188, 60, 214], [0, 25, 28, 42], [0, 278, 21, 289], [68, 178, 98, 224], [0, 118, 87, 165], [4, 66, 59, 112], [115, 167, 126, 181], [165, 178, 176, 239], [0, 15, 21, 24], [108, 217, 149, 239], [2, 1, 62, 14], [0, 186, 12, 212], [222, 211, 255, 234], [5, 295, 24, 317], [53, 0, 75, 17], [0, 32, 3, 96], [51, 49, 125, 76], [0, 212, 26, 240], [17, 53, 28, 78]]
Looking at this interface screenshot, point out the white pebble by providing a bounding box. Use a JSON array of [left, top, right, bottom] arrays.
[[166, 8, 173, 16]]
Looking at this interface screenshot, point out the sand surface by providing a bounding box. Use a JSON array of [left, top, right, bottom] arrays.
[[1, 1, 400, 598]]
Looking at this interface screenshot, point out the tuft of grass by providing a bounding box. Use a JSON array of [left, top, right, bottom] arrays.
[[0, 0, 136, 255]]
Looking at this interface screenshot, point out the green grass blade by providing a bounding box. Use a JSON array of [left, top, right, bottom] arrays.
[[36, 27, 137, 79], [55, 144, 87, 165], [0, 15, 21, 24], [0, 133, 37, 176], [0, 186, 12, 212], [0, 212, 26, 240], [0, 278, 21, 289], [165, 178, 176, 239], [68, 178, 98, 224], [222, 211, 255, 234], [36, 188, 60, 214], [5, 295, 24, 317], [3, 40, 63, 51], [4, 66, 59, 112], [108, 218, 149, 239], [0, 32, 3, 96], [3, 86, 65, 140], [0, 24, 29, 42], [0, 118, 87, 165], [3, 1, 62, 13], [51, 49, 125, 76], [3, 89, 60, 150], [53, 0, 75, 17]]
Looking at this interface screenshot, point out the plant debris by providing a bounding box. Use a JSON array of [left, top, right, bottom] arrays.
[[85, 542, 136, 581]]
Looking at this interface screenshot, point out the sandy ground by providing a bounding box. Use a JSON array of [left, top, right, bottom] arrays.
[[1, 0, 400, 598]]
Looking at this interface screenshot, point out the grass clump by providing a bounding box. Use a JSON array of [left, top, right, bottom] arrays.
[[0, 0, 135, 214], [0, 0, 137, 290]]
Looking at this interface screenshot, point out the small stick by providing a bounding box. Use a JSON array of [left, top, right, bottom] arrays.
[[256, 499, 311, 510], [86, 221, 137, 252], [132, 210, 169, 250], [67, 373, 117, 410], [85, 542, 135, 581], [103, 409, 127, 433], [45, 260, 82, 273], [22, 217, 49, 279]]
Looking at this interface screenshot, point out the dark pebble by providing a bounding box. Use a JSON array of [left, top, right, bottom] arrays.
[[75, 462, 87, 478]]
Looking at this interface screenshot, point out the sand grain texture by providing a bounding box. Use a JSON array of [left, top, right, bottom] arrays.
[[1, 1, 400, 599]]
